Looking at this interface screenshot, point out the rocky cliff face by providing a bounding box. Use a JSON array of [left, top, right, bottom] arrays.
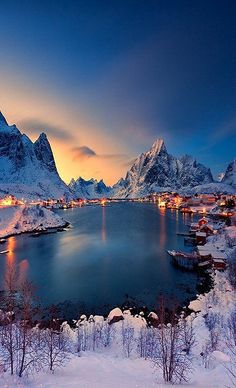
[[0, 112, 71, 200], [222, 159, 236, 187], [112, 139, 214, 198]]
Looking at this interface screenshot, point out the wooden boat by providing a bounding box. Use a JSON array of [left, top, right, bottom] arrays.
[[197, 260, 212, 269], [167, 250, 200, 270]]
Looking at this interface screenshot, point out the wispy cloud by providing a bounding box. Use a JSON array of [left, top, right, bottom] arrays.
[[19, 118, 76, 142], [71, 145, 127, 162], [71, 146, 97, 161]]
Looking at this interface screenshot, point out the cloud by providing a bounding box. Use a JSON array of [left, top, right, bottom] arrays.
[[72, 146, 97, 160], [71, 145, 128, 162], [19, 118, 75, 142]]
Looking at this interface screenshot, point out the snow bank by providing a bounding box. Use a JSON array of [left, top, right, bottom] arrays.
[[107, 307, 124, 324], [0, 205, 66, 238]]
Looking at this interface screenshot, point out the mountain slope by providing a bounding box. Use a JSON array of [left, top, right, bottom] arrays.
[[0, 112, 71, 200], [112, 139, 214, 198], [69, 177, 111, 199], [221, 159, 236, 187]]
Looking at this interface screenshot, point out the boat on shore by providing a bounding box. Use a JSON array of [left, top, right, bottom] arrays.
[[166, 250, 210, 271]]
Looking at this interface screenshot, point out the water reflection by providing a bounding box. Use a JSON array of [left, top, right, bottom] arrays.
[[18, 259, 29, 284], [101, 206, 106, 242], [3, 237, 29, 287], [159, 208, 166, 247], [6, 236, 16, 263], [0, 203, 199, 313]]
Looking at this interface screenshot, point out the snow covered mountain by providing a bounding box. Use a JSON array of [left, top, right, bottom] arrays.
[[0, 112, 71, 200], [221, 159, 236, 187], [112, 139, 214, 198], [69, 177, 111, 199]]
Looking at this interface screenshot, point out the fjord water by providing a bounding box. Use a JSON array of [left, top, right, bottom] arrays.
[[1, 203, 199, 315]]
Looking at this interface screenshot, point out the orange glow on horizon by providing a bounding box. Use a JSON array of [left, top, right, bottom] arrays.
[[0, 75, 131, 186]]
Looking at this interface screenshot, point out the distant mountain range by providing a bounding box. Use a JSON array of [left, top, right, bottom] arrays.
[[68, 177, 111, 199], [0, 112, 235, 199]]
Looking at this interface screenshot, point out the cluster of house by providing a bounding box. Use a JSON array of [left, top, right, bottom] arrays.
[[144, 193, 236, 217], [189, 217, 227, 270], [0, 195, 24, 206]]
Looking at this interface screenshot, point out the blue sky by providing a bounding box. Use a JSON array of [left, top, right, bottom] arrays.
[[0, 0, 235, 183]]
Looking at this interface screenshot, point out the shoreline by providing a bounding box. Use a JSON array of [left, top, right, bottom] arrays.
[[0, 221, 70, 240]]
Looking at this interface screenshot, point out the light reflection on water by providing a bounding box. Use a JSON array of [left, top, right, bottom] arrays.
[[0, 203, 199, 314]]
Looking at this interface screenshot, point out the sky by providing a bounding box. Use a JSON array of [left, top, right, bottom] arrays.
[[0, 0, 235, 184]]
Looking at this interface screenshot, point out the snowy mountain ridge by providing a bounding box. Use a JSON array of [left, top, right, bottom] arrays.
[[0, 111, 235, 200], [0, 112, 71, 200], [112, 138, 216, 198]]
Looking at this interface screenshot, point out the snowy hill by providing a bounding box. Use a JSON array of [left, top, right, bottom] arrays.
[[222, 159, 236, 187], [0, 205, 66, 238], [69, 177, 111, 199], [112, 139, 214, 198], [0, 112, 71, 200], [179, 182, 236, 195]]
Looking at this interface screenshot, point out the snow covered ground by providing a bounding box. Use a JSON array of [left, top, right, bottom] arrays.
[[0, 205, 66, 238]]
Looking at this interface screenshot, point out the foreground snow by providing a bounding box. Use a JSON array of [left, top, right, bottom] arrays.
[[0, 205, 66, 238], [1, 350, 232, 388]]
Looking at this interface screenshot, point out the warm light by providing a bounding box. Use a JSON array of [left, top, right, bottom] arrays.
[[100, 199, 107, 206], [157, 198, 166, 208]]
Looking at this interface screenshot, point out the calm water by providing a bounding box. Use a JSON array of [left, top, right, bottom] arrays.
[[0, 203, 200, 315]]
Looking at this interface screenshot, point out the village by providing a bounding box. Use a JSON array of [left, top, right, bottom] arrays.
[[0, 192, 235, 212], [0, 193, 235, 274]]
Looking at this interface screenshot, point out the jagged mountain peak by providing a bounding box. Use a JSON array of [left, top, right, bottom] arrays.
[[0, 111, 19, 135], [34, 132, 49, 145], [0, 112, 71, 200], [69, 176, 110, 198], [0, 111, 8, 125], [150, 138, 166, 155], [113, 139, 214, 197], [222, 159, 236, 187]]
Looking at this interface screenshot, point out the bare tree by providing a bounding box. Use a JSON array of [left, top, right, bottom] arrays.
[[223, 311, 236, 386], [200, 340, 212, 369], [204, 312, 220, 351], [122, 322, 135, 358], [227, 253, 236, 290], [179, 313, 196, 355], [15, 280, 40, 377], [101, 320, 113, 348], [0, 261, 18, 375], [40, 305, 70, 372], [153, 298, 192, 384], [138, 327, 148, 359]]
